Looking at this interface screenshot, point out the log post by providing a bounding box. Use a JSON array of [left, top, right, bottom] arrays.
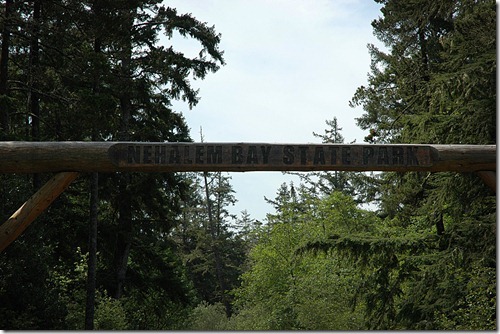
[[477, 171, 496, 193], [0, 172, 79, 252]]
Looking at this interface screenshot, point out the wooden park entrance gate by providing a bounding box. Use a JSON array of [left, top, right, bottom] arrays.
[[0, 142, 496, 252]]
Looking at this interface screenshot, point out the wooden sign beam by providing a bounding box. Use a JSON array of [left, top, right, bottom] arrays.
[[0, 142, 495, 173], [0, 142, 494, 253]]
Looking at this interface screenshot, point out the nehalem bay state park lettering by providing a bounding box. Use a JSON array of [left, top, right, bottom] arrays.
[[108, 143, 433, 172], [0, 142, 494, 173]]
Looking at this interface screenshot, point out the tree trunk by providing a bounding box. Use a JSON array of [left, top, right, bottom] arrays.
[[29, 0, 41, 189], [418, 27, 430, 83], [85, 171, 98, 330], [203, 172, 231, 317], [435, 212, 444, 236], [112, 6, 134, 299], [0, 0, 13, 136], [113, 173, 132, 299], [29, 0, 41, 141], [84, 4, 103, 324]]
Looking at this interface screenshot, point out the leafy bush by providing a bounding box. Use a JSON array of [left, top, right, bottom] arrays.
[[187, 302, 230, 330]]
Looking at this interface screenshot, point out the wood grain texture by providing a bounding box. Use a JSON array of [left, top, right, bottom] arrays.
[[0, 142, 495, 173]]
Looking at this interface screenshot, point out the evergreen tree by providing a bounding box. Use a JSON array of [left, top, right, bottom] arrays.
[[230, 187, 373, 330], [173, 172, 246, 317], [0, 1, 225, 329], [342, 0, 496, 329], [291, 117, 380, 204]]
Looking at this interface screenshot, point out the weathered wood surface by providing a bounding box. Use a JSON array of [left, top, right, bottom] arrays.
[[477, 171, 496, 193], [0, 172, 79, 252], [0, 142, 495, 173]]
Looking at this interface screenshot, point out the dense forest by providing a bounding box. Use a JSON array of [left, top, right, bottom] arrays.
[[0, 0, 495, 330]]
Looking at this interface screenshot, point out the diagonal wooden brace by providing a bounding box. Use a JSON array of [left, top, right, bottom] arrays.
[[0, 172, 79, 253], [477, 171, 496, 193]]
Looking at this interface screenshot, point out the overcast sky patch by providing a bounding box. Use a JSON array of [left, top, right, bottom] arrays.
[[164, 0, 383, 220]]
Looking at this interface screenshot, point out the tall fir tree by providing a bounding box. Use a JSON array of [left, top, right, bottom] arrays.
[[344, 0, 496, 329], [0, 0, 225, 329]]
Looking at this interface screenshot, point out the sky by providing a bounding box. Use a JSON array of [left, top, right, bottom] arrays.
[[165, 0, 383, 222]]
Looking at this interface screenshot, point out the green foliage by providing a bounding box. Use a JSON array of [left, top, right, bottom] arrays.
[[290, 117, 379, 205], [351, 0, 495, 146], [434, 264, 496, 330], [344, 0, 496, 329], [94, 294, 129, 330], [48, 245, 193, 330], [0, 0, 224, 330], [0, 240, 67, 329], [0, 182, 93, 329], [48, 248, 129, 330], [172, 172, 246, 316], [121, 288, 192, 330], [231, 188, 374, 330], [187, 302, 231, 330], [0, 0, 495, 331], [298, 207, 495, 330]]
